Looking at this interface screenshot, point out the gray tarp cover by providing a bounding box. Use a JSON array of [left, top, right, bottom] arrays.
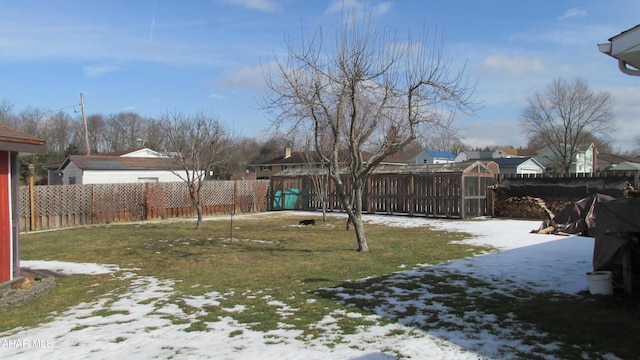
[[538, 194, 614, 236], [536, 194, 639, 285], [593, 197, 640, 283]]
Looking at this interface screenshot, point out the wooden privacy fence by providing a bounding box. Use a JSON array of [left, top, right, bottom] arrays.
[[271, 162, 496, 218], [19, 180, 271, 231]]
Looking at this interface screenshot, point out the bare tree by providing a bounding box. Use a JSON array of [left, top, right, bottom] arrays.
[[41, 111, 75, 154], [159, 112, 229, 229], [103, 112, 147, 151], [521, 77, 615, 174], [263, 13, 475, 252], [300, 133, 330, 221], [0, 99, 19, 128], [423, 127, 466, 154], [84, 114, 108, 153], [18, 106, 46, 137]]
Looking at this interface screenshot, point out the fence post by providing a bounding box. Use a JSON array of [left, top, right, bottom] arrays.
[[144, 182, 150, 221], [234, 180, 239, 214], [28, 165, 35, 231]]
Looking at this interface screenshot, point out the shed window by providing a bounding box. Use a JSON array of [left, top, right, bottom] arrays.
[[68, 177, 76, 184]]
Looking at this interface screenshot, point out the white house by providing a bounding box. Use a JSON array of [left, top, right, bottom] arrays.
[[535, 143, 596, 174], [49, 148, 198, 185], [454, 150, 493, 162], [415, 149, 456, 165], [491, 157, 545, 175]]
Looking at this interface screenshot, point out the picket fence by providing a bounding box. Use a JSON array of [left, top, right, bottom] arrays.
[[19, 180, 271, 231]]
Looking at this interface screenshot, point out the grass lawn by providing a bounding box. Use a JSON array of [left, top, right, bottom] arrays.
[[2, 212, 640, 359]]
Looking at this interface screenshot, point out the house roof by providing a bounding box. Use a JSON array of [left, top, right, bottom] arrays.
[[256, 151, 319, 166], [424, 149, 455, 159], [252, 150, 407, 166], [489, 157, 543, 169], [459, 151, 493, 159], [597, 152, 640, 166], [61, 155, 183, 171], [0, 124, 45, 154], [599, 24, 640, 75], [499, 147, 537, 157], [611, 161, 640, 171]]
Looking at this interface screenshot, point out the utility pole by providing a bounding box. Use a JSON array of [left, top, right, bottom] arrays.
[[80, 92, 91, 155]]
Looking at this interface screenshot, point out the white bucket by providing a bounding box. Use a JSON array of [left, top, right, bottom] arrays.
[[586, 271, 613, 295]]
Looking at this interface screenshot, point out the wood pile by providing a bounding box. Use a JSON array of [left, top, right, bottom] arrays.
[[494, 196, 572, 220]]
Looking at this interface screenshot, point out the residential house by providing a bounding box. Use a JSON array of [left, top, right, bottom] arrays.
[[454, 150, 493, 162], [0, 125, 45, 284], [414, 149, 456, 165], [49, 148, 197, 185], [596, 153, 640, 171], [252, 147, 407, 179], [492, 146, 537, 159], [535, 143, 596, 174], [610, 161, 640, 171], [491, 157, 545, 175]]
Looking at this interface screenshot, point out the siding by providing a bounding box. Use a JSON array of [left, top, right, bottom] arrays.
[[82, 170, 186, 184]]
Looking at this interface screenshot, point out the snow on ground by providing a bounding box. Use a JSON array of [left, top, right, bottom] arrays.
[[1, 213, 601, 359]]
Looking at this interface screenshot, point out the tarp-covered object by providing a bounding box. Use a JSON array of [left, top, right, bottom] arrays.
[[498, 177, 629, 201], [593, 197, 640, 284], [536, 194, 615, 236]]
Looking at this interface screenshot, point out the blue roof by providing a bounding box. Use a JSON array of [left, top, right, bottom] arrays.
[[426, 150, 456, 159]]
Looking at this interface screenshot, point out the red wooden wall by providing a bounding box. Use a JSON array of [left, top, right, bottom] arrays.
[[0, 151, 11, 282]]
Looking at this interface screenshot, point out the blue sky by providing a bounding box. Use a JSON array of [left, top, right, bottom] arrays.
[[1, 0, 639, 152]]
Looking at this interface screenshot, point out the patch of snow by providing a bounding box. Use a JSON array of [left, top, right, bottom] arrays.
[[1, 213, 611, 359]]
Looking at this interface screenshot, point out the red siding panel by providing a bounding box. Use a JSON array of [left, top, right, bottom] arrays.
[[0, 151, 10, 282]]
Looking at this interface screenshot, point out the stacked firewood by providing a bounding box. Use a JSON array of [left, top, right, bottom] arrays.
[[493, 196, 571, 219]]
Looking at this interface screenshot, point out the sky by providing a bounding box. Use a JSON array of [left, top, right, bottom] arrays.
[[1, 212, 611, 359], [1, 0, 639, 152]]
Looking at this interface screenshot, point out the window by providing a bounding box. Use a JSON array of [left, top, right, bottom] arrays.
[[138, 177, 159, 183], [261, 166, 272, 171], [68, 177, 76, 184]]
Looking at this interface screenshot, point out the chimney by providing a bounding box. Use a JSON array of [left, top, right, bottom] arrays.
[[284, 146, 292, 159]]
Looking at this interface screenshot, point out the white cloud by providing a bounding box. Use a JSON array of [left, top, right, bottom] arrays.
[[457, 119, 527, 149], [222, 0, 281, 12], [326, 0, 393, 16], [558, 7, 587, 21], [215, 64, 267, 92], [477, 54, 545, 75], [82, 64, 121, 78]]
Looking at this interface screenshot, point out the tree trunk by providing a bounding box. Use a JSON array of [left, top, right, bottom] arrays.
[[352, 213, 368, 252], [195, 203, 203, 230], [351, 180, 369, 252], [188, 184, 203, 230]]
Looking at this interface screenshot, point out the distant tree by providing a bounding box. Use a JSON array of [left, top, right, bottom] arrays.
[[41, 111, 75, 154], [423, 128, 465, 155], [0, 99, 18, 128], [159, 112, 230, 229], [249, 135, 292, 165], [143, 118, 164, 151], [263, 12, 476, 252], [85, 114, 107, 153], [520, 77, 615, 174], [103, 112, 148, 151], [18, 106, 45, 137], [227, 136, 261, 175], [527, 131, 611, 154]]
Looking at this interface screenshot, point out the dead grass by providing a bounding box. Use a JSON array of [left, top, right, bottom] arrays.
[[2, 212, 639, 359]]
